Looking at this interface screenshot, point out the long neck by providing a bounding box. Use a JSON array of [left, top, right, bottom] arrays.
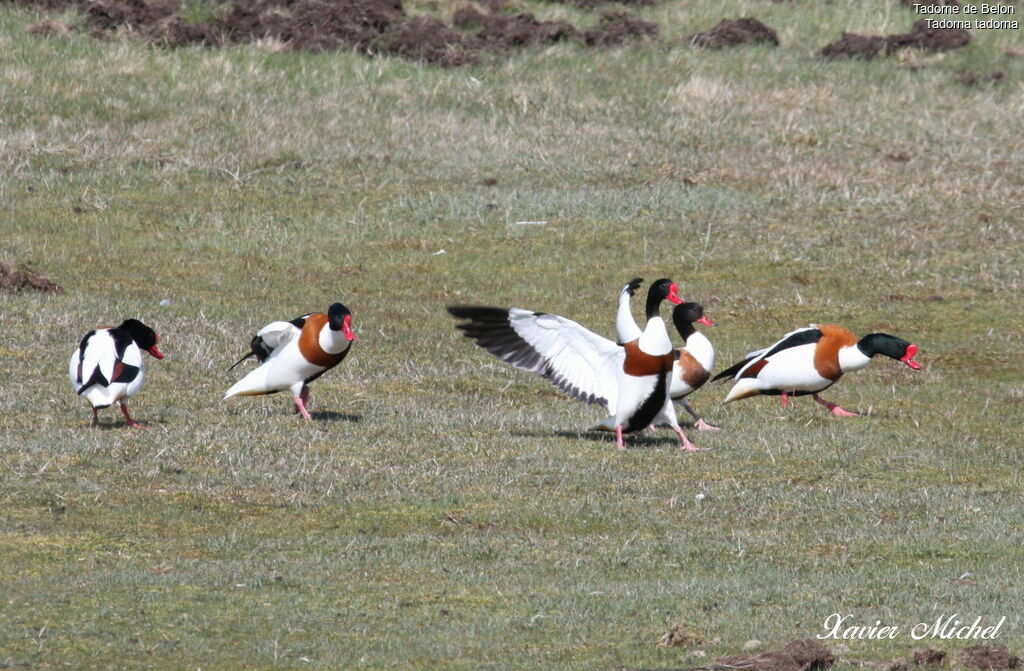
[[645, 292, 663, 321], [673, 320, 695, 341]]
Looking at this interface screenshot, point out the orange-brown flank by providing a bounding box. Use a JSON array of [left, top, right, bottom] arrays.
[[813, 324, 858, 380], [675, 349, 710, 389]]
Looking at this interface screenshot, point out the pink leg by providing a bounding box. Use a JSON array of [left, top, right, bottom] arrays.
[[91, 407, 100, 428], [682, 400, 719, 431], [293, 385, 310, 414], [293, 395, 313, 421], [672, 425, 705, 452], [695, 418, 720, 431], [615, 424, 626, 450], [813, 394, 859, 417], [120, 402, 146, 429], [780, 391, 789, 409]]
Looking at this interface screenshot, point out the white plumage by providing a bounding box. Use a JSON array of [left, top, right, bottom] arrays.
[[224, 303, 355, 420], [69, 319, 163, 428], [448, 277, 709, 450]]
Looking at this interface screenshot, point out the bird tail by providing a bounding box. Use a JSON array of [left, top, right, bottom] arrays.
[[723, 379, 762, 404], [77, 368, 109, 395], [226, 351, 254, 373], [224, 366, 272, 399]]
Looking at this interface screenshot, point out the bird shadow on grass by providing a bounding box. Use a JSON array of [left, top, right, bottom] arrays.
[[510, 428, 685, 448], [310, 411, 361, 423], [87, 419, 166, 430]]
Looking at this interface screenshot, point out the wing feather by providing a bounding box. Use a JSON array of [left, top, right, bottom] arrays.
[[79, 330, 116, 391], [714, 325, 823, 381], [449, 306, 624, 412]]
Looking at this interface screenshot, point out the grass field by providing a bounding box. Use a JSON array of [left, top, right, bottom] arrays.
[[2, 0, 1023, 668]]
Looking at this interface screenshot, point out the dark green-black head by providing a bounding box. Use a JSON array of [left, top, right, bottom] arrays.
[[672, 302, 714, 338], [645, 278, 683, 318], [118, 319, 164, 359], [856, 333, 921, 369], [327, 303, 356, 342]]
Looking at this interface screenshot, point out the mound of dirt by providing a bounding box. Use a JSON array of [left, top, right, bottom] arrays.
[[385, 16, 472, 67], [887, 19, 970, 51], [819, 31, 886, 59], [686, 17, 778, 49], [557, 0, 656, 9], [960, 647, 1022, 671], [714, 639, 837, 671], [462, 9, 576, 50], [913, 649, 947, 666], [0, 260, 62, 293], [582, 10, 658, 47], [16, 0, 594, 64], [821, 19, 970, 59]]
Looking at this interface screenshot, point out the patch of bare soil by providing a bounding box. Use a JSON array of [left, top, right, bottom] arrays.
[[913, 649, 947, 666], [558, 0, 656, 10], [658, 623, 704, 647], [457, 8, 576, 51], [385, 16, 472, 67], [582, 10, 658, 47], [960, 647, 1022, 671], [821, 19, 970, 59], [820, 32, 887, 59], [0, 260, 62, 293], [686, 17, 778, 49], [714, 639, 837, 671], [886, 19, 970, 51], [14, 0, 595, 64], [955, 70, 1005, 85]]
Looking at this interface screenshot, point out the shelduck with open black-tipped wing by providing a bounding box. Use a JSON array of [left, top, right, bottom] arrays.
[[224, 302, 355, 420], [69, 319, 165, 428], [449, 278, 712, 451], [713, 324, 921, 415]]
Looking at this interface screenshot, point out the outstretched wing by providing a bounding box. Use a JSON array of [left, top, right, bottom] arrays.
[[713, 326, 822, 381], [448, 305, 624, 412]]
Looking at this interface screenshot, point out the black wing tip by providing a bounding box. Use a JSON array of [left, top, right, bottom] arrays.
[[712, 358, 751, 382], [226, 352, 254, 372], [78, 368, 110, 394], [447, 305, 509, 318]]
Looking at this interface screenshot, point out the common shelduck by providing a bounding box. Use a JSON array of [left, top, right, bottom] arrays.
[[69, 319, 164, 428], [224, 303, 355, 420], [713, 324, 921, 415], [448, 278, 705, 451], [666, 301, 718, 431]]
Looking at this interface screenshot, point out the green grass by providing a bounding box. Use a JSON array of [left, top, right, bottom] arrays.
[[2, 1, 1023, 668]]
